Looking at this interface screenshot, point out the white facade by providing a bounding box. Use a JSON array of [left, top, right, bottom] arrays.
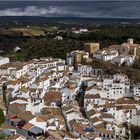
[[29, 117, 46, 131], [26, 99, 44, 115], [133, 85, 140, 96], [78, 65, 92, 75], [93, 49, 118, 61], [0, 57, 9, 66], [112, 55, 134, 66], [78, 64, 103, 75]]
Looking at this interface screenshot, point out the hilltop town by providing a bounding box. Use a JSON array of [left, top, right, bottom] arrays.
[[0, 38, 139, 140]]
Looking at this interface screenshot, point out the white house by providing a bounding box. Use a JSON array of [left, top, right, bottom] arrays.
[[133, 85, 140, 96], [93, 49, 118, 61], [112, 55, 134, 66], [0, 57, 9, 66], [77, 64, 103, 75], [77, 64, 92, 75]]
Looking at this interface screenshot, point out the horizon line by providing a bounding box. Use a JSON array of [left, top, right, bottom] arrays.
[[0, 0, 140, 2], [0, 16, 140, 20]]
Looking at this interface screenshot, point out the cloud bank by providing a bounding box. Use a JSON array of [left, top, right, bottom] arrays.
[[0, 6, 89, 17], [0, 6, 62, 16], [0, 1, 140, 18]]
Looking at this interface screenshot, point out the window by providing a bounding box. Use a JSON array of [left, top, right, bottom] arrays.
[[28, 131, 32, 136]]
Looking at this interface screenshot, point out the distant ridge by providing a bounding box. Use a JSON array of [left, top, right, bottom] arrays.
[[0, 16, 140, 25]]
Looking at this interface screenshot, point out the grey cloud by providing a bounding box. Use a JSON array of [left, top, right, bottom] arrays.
[[0, 6, 88, 17], [0, 1, 140, 18], [0, 6, 62, 16]]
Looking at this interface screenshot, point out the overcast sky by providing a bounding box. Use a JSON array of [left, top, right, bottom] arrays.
[[0, 1, 139, 18]]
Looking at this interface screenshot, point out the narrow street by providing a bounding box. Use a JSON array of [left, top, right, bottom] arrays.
[[75, 86, 88, 119]]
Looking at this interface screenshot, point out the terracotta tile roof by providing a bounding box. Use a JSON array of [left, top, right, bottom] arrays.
[[36, 75, 49, 84], [105, 103, 115, 108], [36, 115, 54, 122], [47, 130, 63, 140], [42, 107, 61, 116], [36, 117, 44, 122], [116, 105, 136, 110], [18, 77, 31, 84], [43, 91, 62, 104], [59, 131, 79, 139], [101, 113, 114, 119], [24, 60, 34, 65], [62, 105, 73, 112], [57, 117, 66, 127], [116, 97, 139, 105], [29, 88, 36, 93], [86, 85, 102, 91], [7, 80, 20, 85], [70, 121, 96, 138], [8, 134, 26, 139], [7, 77, 30, 85], [8, 103, 26, 110], [85, 132, 100, 139], [22, 123, 34, 130], [45, 135, 56, 140], [7, 103, 26, 118], [0, 122, 15, 129], [19, 87, 29, 93], [85, 94, 100, 99], [91, 117, 102, 124], [87, 109, 100, 118], [94, 123, 105, 129], [0, 62, 23, 70], [18, 111, 35, 121]]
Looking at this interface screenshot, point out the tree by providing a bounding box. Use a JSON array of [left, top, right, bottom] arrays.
[[0, 109, 5, 125]]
